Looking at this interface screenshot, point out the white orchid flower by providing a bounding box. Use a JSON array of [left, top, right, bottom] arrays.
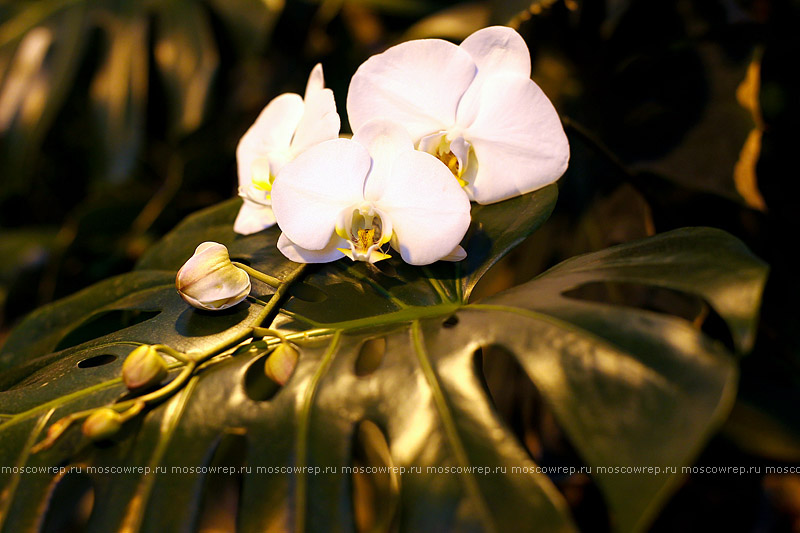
[[234, 64, 340, 235], [347, 26, 569, 205], [271, 119, 471, 266]]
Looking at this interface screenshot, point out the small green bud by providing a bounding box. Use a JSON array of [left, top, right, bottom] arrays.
[[122, 345, 168, 390], [176, 242, 251, 311], [82, 408, 122, 441], [265, 343, 299, 385]]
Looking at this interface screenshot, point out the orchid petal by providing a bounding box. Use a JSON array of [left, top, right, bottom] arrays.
[[236, 93, 304, 188], [465, 73, 569, 204], [304, 63, 325, 96], [441, 245, 467, 262], [271, 138, 371, 250], [233, 200, 277, 235], [376, 150, 470, 265], [176, 242, 250, 310], [347, 39, 476, 140], [353, 119, 415, 202], [277, 232, 346, 263], [456, 26, 531, 127], [292, 65, 340, 155]]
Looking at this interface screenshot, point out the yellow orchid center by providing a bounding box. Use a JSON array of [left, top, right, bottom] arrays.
[[336, 206, 392, 264], [251, 157, 273, 192], [420, 133, 469, 188], [357, 228, 376, 251]]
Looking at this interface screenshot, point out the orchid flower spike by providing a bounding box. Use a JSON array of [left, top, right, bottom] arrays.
[[271, 119, 471, 266], [235, 64, 341, 235], [347, 26, 569, 205]]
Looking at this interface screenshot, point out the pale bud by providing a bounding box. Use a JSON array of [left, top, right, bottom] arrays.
[[122, 345, 168, 390], [265, 343, 299, 385], [176, 242, 251, 310], [82, 408, 122, 441]]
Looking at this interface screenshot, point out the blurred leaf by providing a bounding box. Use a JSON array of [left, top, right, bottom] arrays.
[[403, 2, 489, 41], [490, 0, 562, 26], [0, 179, 767, 533], [153, 2, 219, 138], [733, 55, 766, 211], [0, 228, 58, 285], [630, 42, 761, 204], [0, 0, 283, 188], [89, 11, 148, 184], [205, 0, 282, 54], [0, 4, 86, 195], [723, 401, 800, 463], [0, 227, 59, 327]]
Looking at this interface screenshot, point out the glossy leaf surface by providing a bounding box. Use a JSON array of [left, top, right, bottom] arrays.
[[0, 189, 767, 533]]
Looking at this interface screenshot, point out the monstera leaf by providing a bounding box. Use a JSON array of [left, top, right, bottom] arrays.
[[0, 0, 281, 188], [0, 185, 767, 533]]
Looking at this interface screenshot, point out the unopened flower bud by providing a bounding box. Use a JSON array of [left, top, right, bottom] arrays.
[[176, 242, 251, 310], [265, 343, 299, 385], [82, 408, 122, 441], [122, 345, 168, 390]]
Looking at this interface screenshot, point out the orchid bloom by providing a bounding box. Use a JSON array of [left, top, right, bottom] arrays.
[[271, 119, 471, 265], [347, 26, 569, 205], [234, 64, 340, 235]]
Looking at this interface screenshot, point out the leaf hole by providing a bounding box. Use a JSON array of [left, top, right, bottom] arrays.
[[562, 281, 735, 351], [563, 281, 704, 323], [473, 345, 611, 531], [243, 349, 285, 401], [474, 345, 546, 462], [55, 309, 161, 351], [77, 353, 117, 369], [351, 420, 399, 533], [289, 282, 327, 303], [193, 431, 247, 533], [355, 337, 386, 377], [40, 471, 94, 533], [442, 315, 459, 328]]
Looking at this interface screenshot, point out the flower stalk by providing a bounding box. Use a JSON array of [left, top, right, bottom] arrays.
[[33, 264, 307, 453]]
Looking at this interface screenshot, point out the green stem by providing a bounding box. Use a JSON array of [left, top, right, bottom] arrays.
[[126, 264, 307, 402], [252, 327, 289, 343], [151, 344, 192, 363], [232, 262, 282, 288], [33, 265, 308, 453]]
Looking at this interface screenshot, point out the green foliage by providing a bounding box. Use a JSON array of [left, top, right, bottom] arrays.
[[0, 0, 281, 188], [0, 185, 767, 532]]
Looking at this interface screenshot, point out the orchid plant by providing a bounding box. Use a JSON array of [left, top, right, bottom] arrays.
[[1, 23, 769, 533]]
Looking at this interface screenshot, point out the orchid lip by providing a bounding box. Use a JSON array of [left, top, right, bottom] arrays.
[[335, 203, 393, 263], [417, 131, 471, 187]]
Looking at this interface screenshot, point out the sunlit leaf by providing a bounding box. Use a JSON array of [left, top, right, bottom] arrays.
[[153, 1, 219, 138], [89, 11, 148, 184], [0, 4, 85, 195], [0, 183, 767, 532]]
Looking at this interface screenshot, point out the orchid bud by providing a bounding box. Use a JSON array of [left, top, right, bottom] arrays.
[[122, 345, 168, 390], [82, 408, 122, 441], [176, 242, 251, 310], [265, 343, 299, 385]]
